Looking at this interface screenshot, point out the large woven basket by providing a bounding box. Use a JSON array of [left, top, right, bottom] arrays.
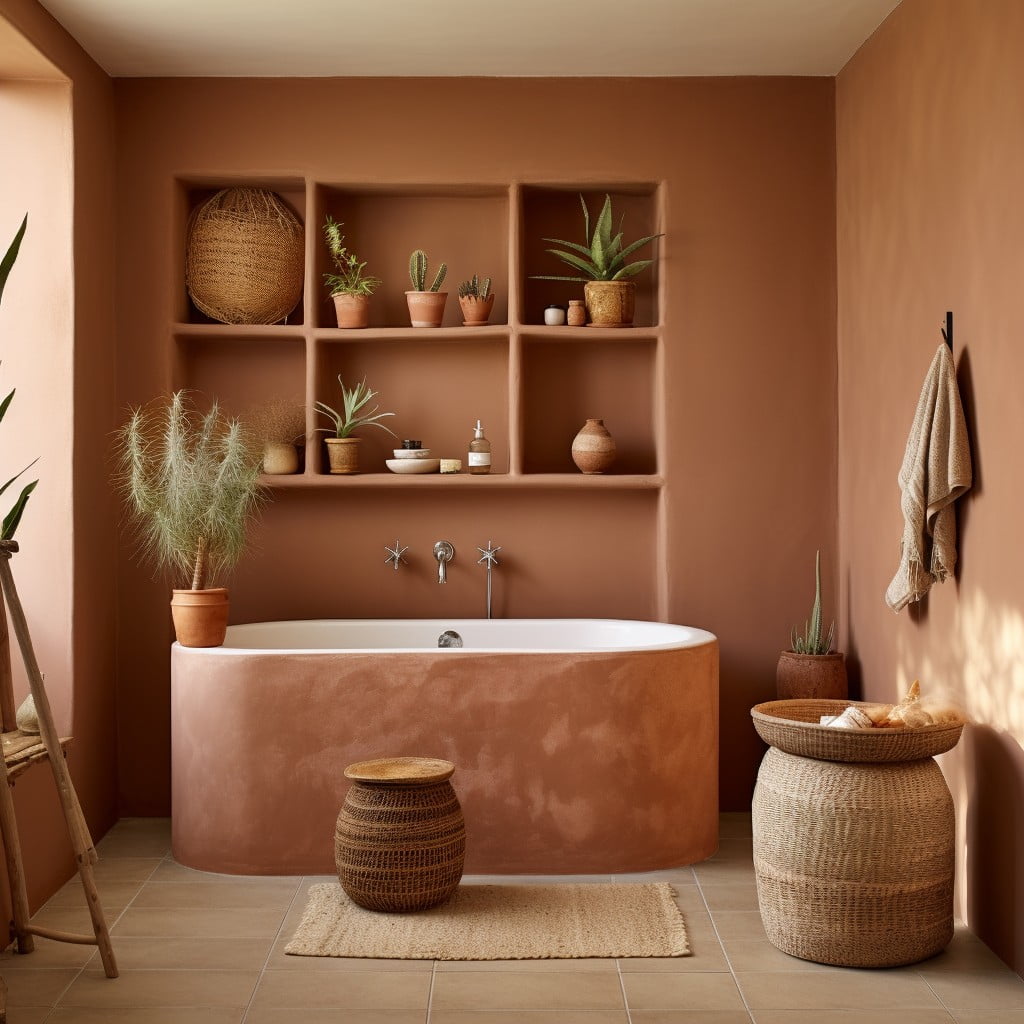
[[185, 187, 304, 325]]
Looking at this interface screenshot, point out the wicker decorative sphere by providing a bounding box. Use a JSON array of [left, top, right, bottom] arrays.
[[185, 187, 304, 325]]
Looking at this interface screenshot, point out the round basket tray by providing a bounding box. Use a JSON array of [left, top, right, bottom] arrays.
[[751, 699, 963, 763]]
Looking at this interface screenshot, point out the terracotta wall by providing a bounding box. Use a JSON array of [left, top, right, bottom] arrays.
[[113, 76, 837, 814], [836, 0, 1024, 973]]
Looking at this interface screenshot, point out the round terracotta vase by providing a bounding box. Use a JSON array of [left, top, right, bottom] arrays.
[[571, 418, 617, 474], [406, 291, 448, 328], [776, 651, 848, 700], [584, 280, 636, 327], [325, 436, 361, 474], [458, 294, 495, 327], [263, 441, 299, 475], [333, 293, 370, 329], [171, 588, 229, 648]]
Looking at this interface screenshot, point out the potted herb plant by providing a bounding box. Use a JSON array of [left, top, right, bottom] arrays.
[[406, 249, 447, 327], [323, 216, 381, 328], [532, 194, 662, 327], [776, 550, 848, 700], [113, 391, 265, 647], [315, 376, 397, 474], [457, 274, 494, 326]]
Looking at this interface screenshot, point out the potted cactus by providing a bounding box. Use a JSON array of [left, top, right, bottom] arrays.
[[405, 249, 447, 327], [315, 376, 398, 474], [457, 274, 494, 327], [531, 194, 662, 327], [323, 216, 381, 328], [776, 550, 848, 700]]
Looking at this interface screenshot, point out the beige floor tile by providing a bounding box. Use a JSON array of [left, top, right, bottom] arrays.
[[918, 930, 1014, 973], [712, 911, 767, 941], [267, 941, 433, 971], [0, 937, 97, 969], [112, 905, 288, 938], [722, 938, 843, 972], [430, 970, 625, 1010], [435, 957, 616, 972], [99, 935, 274, 970], [705, 838, 754, 862], [44, 879, 141, 911], [59, 968, 259, 1008], [2, 1009, 51, 1024], [719, 813, 753, 838], [621, 972, 746, 1011], [253, 969, 431, 1009], [47, 1009, 244, 1023], [619, 946, 730, 972], [752, 1012, 955, 1024], [246, 1012, 426, 1024], [89, 857, 163, 884], [96, 818, 171, 858], [736, 970, 944, 1010], [694, 859, 757, 885], [3, 968, 80, 1006], [28, 905, 123, 936], [630, 1013, 754, 1024], [697, 883, 760, 913], [430, 1013, 629, 1024], [952, 1012, 1024, 1023], [132, 879, 299, 909], [611, 868, 697, 885], [150, 859, 302, 883], [926, 971, 1024, 1010]]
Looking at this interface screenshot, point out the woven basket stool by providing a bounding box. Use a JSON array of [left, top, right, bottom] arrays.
[[751, 699, 963, 969], [335, 757, 465, 913]]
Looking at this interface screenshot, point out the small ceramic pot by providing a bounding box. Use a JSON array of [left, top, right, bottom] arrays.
[[567, 299, 586, 327], [584, 280, 636, 327], [571, 418, 616, 474], [325, 436, 361, 474], [544, 305, 567, 326], [459, 294, 495, 327], [333, 293, 370, 329], [263, 441, 299, 475], [171, 588, 229, 648], [406, 291, 448, 328]]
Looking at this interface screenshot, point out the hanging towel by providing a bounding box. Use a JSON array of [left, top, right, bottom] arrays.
[[885, 343, 972, 612]]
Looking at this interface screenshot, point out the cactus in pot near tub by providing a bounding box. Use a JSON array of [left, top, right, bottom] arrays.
[[406, 249, 448, 327]]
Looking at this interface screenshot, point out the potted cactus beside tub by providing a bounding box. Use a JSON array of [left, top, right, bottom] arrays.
[[457, 274, 494, 326], [406, 249, 448, 327], [315, 376, 398, 474], [323, 216, 381, 328]]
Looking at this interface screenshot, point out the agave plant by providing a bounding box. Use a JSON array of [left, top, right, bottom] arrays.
[[315, 376, 398, 439], [532, 194, 663, 283], [790, 550, 836, 655], [0, 214, 38, 542]]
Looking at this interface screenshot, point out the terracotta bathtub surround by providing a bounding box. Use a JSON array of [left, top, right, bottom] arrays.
[[169, 588, 229, 648], [171, 619, 719, 875]]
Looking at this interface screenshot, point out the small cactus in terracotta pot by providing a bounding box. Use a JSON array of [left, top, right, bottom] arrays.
[[406, 249, 448, 327], [457, 274, 494, 326]]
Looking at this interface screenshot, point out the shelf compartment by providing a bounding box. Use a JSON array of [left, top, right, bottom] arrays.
[[314, 185, 509, 331], [260, 472, 663, 490], [521, 337, 658, 475]]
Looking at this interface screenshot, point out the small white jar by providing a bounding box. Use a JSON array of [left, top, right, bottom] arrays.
[[543, 305, 567, 326]]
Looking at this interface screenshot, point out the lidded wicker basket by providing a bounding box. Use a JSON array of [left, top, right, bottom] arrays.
[[185, 187, 304, 325]]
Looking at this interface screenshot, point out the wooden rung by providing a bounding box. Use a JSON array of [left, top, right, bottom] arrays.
[[26, 923, 100, 945], [3, 730, 72, 781]]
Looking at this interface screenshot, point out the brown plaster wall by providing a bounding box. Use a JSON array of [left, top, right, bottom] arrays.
[[836, 0, 1024, 973]]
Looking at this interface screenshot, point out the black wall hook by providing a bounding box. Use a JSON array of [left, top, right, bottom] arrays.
[[941, 311, 953, 352]]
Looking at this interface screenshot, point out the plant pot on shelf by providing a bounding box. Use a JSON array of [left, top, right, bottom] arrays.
[[776, 651, 848, 701], [333, 293, 370, 329], [263, 441, 299, 475], [325, 436, 362, 474], [458, 294, 495, 327], [584, 280, 636, 328], [406, 291, 448, 328], [171, 588, 229, 648], [571, 419, 616, 474]]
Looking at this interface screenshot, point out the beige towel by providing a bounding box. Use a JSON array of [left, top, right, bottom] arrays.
[[886, 343, 972, 611]]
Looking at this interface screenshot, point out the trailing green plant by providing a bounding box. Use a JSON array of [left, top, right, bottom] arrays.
[[790, 549, 836, 655], [408, 249, 447, 292], [458, 274, 492, 300], [113, 391, 265, 591], [315, 376, 397, 439], [0, 214, 37, 542], [322, 216, 381, 297], [531, 194, 663, 283]]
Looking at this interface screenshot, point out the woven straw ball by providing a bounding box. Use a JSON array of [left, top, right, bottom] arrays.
[[185, 187, 304, 325]]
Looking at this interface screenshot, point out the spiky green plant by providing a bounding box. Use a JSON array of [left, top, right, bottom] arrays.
[[531, 194, 663, 282], [315, 376, 398, 440], [0, 214, 38, 541], [408, 249, 447, 292], [113, 391, 265, 591], [322, 216, 381, 296], [790, 550, 836, 655], [458, 274, 492, 299]]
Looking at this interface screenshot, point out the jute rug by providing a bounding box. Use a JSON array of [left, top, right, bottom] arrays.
[[286, 882, 689, 960]]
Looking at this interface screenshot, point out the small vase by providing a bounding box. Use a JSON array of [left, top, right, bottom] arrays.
[[263, 441, 299, 475], [171, 588, 229, 648], [406, 291, 448, 328], [571, 418, 616, 474], [567, 299, 586, 327], [459, 294, 495, 327], [333, 293, 370, 329], [584, 280, 636, 327], [325, 436, 361, 474]]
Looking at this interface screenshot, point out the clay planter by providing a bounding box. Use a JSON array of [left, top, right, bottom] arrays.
[[325, 436, 361, 474], [584, 280, 636, 327], [263, 441, 299, 475], [406, 291, 448, 328], [458, 294, 495, 327], [776, 651, 848, 701], [332, 293, 370, 329], [571, 418, 617, 474], [171, 588, 229, 648]]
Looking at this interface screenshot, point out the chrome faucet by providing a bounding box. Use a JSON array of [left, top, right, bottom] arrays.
[[384, 540, 409, 571], [433, 540, 455, 584], [477, 541, 501, 619]]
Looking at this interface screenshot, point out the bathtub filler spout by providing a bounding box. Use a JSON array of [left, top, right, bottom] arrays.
[[384, 540, 409, 571], [438, 629, 463, 648], [477, 541, 501, 619], [433, 540, 455, 584]]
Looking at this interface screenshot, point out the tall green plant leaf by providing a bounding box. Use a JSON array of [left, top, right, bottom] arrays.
[[2, 479, 37, 540], [0, 215, 27, 307]]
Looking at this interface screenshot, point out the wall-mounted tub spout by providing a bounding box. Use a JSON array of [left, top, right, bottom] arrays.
[[433, 540, 455, 584]]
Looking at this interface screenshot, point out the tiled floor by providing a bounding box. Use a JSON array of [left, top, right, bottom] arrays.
[[1, 813, 1022, 1023]]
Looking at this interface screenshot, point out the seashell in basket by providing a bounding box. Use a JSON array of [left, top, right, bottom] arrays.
[[16, 693, 40, 734]]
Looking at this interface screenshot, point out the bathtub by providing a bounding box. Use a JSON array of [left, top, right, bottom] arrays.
[[171, 618, 718, 875]]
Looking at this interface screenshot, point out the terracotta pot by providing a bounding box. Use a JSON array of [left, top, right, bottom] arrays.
[[263, 441, 299, 475], [325, 436, 361, 474], [458, 294, 495, 327], [332, 293, 370, 329], [571, 418, 616, 474], [171, 588, 229, 648], [776, 651, 848, 700], [406, 291, 448, 328], [584, 280, 636, 327]]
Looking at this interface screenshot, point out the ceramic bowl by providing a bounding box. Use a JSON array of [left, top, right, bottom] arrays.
[[385, 458, 441, 475], [392, 449, 433, 459]]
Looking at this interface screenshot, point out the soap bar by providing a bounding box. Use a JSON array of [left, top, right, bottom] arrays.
[[440, 459, 462, 474]]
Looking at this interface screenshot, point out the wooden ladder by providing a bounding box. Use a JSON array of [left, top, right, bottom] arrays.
[[0, 539, 117, 978]]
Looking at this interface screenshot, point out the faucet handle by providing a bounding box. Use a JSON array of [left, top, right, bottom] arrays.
[[477, 540, 501, 567], [433, 540, 455, 584], [385, 540, 409, 570]]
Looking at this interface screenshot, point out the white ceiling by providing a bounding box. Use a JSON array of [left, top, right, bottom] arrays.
[[35, 0, 901, 78]]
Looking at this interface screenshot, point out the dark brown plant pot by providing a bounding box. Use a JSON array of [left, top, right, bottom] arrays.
[[171, 588, 229, 648], [776, 651, 848, 701]]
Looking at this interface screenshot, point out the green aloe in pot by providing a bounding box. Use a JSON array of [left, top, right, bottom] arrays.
[[790, 549, 835, 655]]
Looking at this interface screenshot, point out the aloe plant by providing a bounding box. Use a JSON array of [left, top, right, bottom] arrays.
[[532, 194, 663, 283], [408, 249, 447, 292], [0, 214, 38, 541], [315, 376, 398, 439], [790, 550, 836, 655], [458, 274, 492, 299], [322, 216, 381, 297]]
